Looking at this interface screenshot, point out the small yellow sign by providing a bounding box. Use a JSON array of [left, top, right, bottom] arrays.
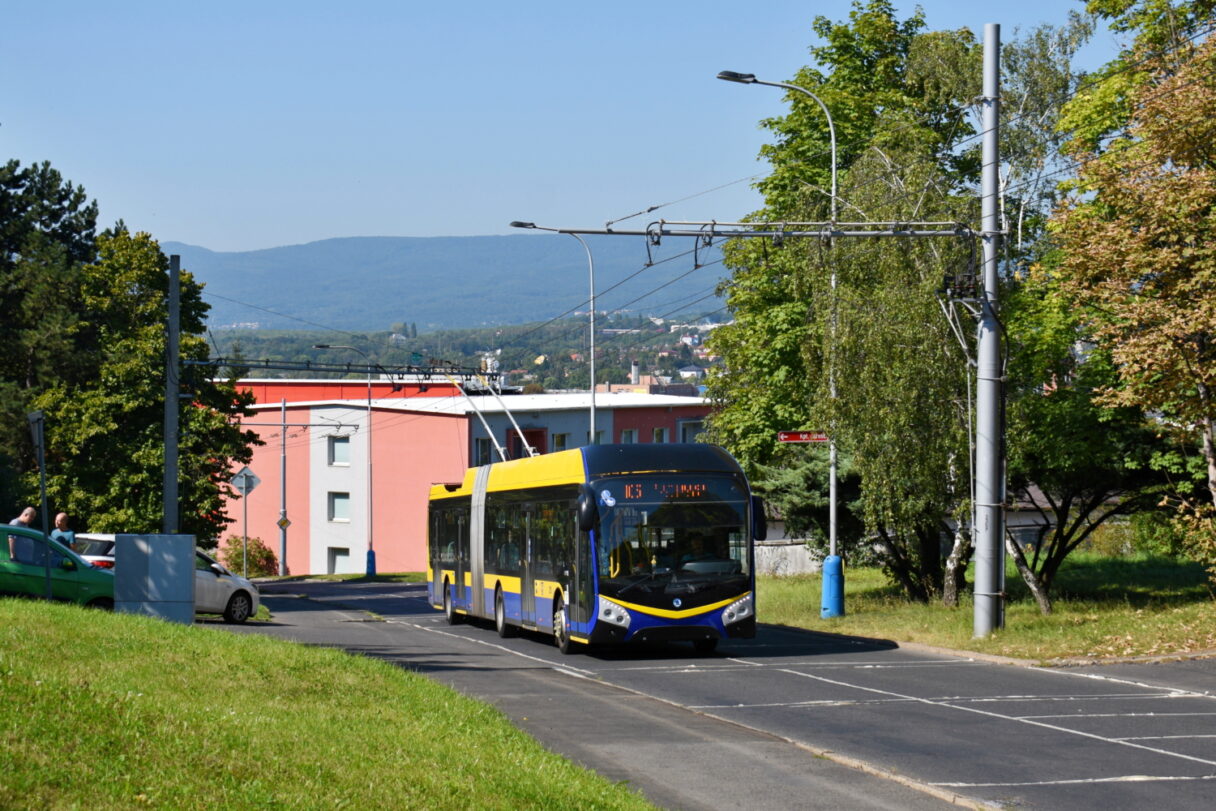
[[277, 517, 292, 529]]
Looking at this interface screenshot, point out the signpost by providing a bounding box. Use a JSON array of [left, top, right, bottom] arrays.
[[232, 466, 260, 577], [777, 430, 844, 617], [778, 430, 829, 443]]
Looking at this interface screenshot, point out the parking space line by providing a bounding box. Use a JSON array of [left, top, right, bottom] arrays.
[[723, 657, 986, 669], [689, 697, 919, 710], [780, 668, 1216, 769], [932, 774, 1216, 788], [1019, 711, 1216, 720], [1117, 734, 1216, 741]]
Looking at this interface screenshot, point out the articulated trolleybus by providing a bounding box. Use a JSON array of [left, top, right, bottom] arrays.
[[427, 444, 765, 654]]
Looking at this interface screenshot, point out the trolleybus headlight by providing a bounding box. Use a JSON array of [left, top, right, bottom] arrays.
[[597, 596, 631, 629], [721, 594, 753, 626]]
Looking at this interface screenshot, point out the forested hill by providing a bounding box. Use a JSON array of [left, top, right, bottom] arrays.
[[164, 235, 726, 332]]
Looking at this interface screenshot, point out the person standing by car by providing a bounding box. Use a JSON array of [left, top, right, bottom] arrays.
[[50, 513, 75, 548], [8, 506, 36, 560]]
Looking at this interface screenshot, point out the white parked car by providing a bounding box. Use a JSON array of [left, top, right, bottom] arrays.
[[72, 535, 259, 623]]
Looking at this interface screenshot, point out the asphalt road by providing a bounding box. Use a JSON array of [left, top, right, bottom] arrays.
[[223, 580, 1216, 810]]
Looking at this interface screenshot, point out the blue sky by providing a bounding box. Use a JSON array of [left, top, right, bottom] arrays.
[[3, 1, 1121, 252]]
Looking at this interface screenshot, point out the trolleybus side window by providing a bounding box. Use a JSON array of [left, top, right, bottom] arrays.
[[487, 501, 524, 576]]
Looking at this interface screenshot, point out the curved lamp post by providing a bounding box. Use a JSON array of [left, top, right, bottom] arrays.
[[716, 71, 837, 223], [510, 221, 597, 445], [314, 343, 376, 576], [718, 70, 843, 617]]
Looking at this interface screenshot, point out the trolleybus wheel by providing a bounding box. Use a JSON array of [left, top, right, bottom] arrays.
[[553, 593, 573, 655], [495, 587, 514, 638], [693, 638, 718, 655], [443, 580, 459, 625]]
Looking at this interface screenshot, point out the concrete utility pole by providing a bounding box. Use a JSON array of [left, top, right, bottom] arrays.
[[974, 23, 1005, 637], [163, 254, 180, 534]]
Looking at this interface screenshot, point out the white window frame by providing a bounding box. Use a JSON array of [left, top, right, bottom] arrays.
[[328, 491, 351, 522], [620, 428, 638, 444], [652, 427, 669, 444], [328, 435, 351, 466]]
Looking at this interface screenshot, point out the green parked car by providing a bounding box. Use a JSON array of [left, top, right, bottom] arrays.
[[1, 524, 114, 608]]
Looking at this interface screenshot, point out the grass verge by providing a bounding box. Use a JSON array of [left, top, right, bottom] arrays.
[[0, 599, 652, 810], [759, 553, 1216, 663]]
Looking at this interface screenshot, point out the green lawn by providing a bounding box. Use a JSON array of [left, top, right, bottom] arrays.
[[0, 599, 652, 810], [759, 553, 1216, 663]]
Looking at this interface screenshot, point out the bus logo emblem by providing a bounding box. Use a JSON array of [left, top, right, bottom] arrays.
[[672, 598, 682, 608]]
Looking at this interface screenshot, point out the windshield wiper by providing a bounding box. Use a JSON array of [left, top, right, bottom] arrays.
[[617, 570, 672, 597]]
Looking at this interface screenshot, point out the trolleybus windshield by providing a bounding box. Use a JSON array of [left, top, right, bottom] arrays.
[[592, 473, 750, 603]]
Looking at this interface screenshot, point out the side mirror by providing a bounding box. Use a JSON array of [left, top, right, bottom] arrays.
[[60, 557, 76, 571], [210, 563, 226, 576], [577, 484, 598, 533], [751, 495, 768, 541]]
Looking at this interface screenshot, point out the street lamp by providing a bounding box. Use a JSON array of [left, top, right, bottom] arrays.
[[716, 72, 836, 222], [510, 221, 598, 444], [314, 343, 376, 576], [718, 70, 843, 617]]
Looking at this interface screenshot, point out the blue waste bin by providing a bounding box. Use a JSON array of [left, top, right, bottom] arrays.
[[821, 554, 844, 618]]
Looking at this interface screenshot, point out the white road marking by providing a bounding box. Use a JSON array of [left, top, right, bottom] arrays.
[[1041, 667, 1216, 698], [1117, 734, 1216, 741], [779, 668, 1216, 769], [393, 619, 598, 678], [933, 774, 1216, 788], [1019, 712, 1216, 720]]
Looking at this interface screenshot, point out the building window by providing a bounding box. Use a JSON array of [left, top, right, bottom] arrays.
[[328, 435, 350, 466], [475, 437, 493, 466], [620, 428, 638, 444], [552, 433, 569, 452], [586, 430, 604, 446], [679, 420, 705, 443], [652, 427, 669, 444], [328, 492, 351, 522], [327, 547, 350, 574]]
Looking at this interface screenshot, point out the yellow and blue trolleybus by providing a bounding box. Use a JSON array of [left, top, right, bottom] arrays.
[[427, 443, 764, 654]]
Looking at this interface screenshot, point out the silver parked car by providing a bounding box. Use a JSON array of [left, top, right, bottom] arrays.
[[72, 535, 259, 623]]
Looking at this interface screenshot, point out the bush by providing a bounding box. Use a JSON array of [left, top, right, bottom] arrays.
[[218, 535, 278, 577], [1131, 511, 1189, 557], [1084, 521, 1135, 557]]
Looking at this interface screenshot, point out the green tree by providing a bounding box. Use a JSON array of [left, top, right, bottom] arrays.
[[706, 1, 980, 600], [706, 1, 1100, 602], [34, 227, 261, 540], [1053, 21, 1216, 583], [0, 160, 99, 512], [1004, 266, 1172, 612]]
